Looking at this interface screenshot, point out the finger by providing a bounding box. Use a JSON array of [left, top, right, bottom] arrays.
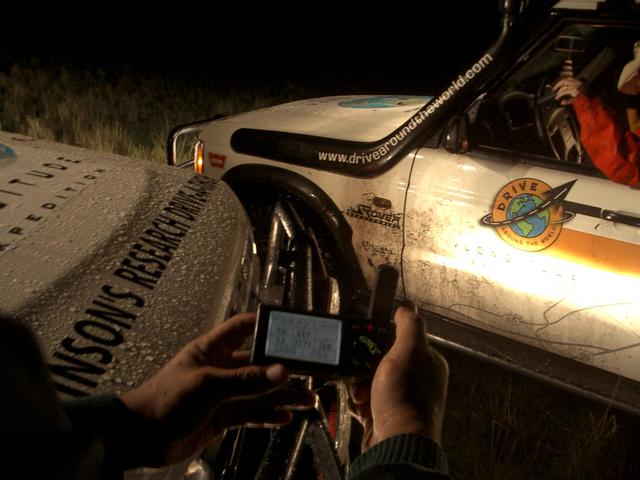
[[396, 299, 418, 315], [214, 387, 316, 430], [233, 386, 316, 410], [565, 86, 580, 98], [389, 306, 428, 361], [244, 412, 293, 429], [197, 312, 257, 357], [554, 78, 576, 92], [215, 403, 294, 430], [231, 350, 251, 367], [244, 386, 316, 410], [203, 363, 290, 401]]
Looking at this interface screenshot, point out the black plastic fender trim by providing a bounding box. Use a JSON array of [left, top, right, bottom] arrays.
[[222, 165, 368, 308]]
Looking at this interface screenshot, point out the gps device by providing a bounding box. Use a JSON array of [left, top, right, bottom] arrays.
[[251, 265, 398, 378], [251, 305, 393, 378]]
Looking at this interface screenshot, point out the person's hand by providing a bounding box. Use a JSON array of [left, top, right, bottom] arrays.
[[553, 77, 585, 105], [348, 305, 449, 451], [119, 312, 315, 467]]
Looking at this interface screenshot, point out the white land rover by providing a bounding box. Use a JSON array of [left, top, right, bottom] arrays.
[[170, 0, 640, 415], [0, 131, 260, 478]]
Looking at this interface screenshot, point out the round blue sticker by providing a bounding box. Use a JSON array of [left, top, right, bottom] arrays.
[[338, 96, 432, 109], [0, 144, 17, 160]]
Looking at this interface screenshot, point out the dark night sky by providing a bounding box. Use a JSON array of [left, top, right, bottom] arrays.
[[5, 2, 502, 93]]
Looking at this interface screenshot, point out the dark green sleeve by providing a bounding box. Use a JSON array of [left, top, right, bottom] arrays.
[[348, 434, 451, 480], [63, 394, 150, 474]]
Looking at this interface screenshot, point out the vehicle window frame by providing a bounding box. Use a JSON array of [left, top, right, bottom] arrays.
[[469, 18, 640, 179]]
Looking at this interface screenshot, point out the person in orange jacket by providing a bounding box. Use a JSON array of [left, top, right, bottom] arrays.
[[553, 41, 640, 187]]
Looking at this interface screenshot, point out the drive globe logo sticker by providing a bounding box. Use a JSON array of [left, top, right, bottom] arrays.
[[481, 178, 576, 252]]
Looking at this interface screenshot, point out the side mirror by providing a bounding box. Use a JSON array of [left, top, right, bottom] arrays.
[[444, 116, 470, 154]]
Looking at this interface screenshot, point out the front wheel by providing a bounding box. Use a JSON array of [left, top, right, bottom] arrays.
[[237, 182, 366, 316], [257, 199, 339, 313], [213, 193, 361, 479]]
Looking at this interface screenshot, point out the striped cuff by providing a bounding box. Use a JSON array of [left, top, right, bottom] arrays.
[[348, 434, 448, 478]]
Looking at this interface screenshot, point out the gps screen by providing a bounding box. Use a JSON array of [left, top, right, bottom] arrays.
[[264, 310, 341, 365]]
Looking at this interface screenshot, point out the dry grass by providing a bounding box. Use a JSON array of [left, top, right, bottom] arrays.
[[1, 61, 639, 479], [444, 349, 639, 479], [0, 60, 311, 163]]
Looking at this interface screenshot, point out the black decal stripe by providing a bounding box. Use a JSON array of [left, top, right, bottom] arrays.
[[230, 34, 513, 178], [563, 200, 640, 228]]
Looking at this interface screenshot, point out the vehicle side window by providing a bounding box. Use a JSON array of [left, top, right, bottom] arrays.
[[472, 24, 639, 180]]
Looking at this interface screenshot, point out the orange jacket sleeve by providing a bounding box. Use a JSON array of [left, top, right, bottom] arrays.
[[572, 94, 640, 187]]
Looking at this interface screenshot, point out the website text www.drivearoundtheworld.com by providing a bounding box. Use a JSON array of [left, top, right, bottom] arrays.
[[317, 53, 494, 165]]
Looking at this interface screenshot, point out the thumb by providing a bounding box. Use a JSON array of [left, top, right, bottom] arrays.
[[389, 306, 427, 361], [209, 363, 289, 401]]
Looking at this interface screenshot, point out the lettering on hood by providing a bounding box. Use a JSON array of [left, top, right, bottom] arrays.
[[49, 174, 219, 396]]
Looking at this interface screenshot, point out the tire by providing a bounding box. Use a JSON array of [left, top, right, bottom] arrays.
[[235, 183, 366, 316], [211, 185, 361, 479]]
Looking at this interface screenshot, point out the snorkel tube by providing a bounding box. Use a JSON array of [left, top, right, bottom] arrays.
[[230, 0, 528, 178]]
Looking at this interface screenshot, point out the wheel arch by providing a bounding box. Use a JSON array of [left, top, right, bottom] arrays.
[[222, 164, 367, 306]]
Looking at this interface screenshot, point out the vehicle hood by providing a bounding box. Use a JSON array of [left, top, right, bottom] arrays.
[[211, 95, 433, 142], [0, 131, 250, 397]]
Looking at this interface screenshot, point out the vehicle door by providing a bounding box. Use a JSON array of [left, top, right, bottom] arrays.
[[403, 20, 640, 383]]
